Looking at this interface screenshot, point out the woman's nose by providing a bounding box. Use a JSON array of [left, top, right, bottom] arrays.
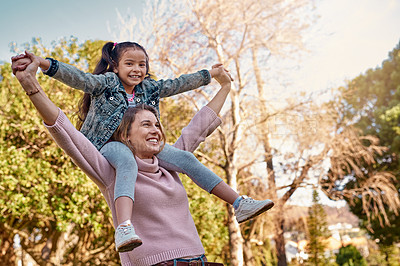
[[149, 125, 160, 133]]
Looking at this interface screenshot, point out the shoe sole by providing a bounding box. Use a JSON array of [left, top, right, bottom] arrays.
[[238, 201, 275, 223], [117, 239, 143, 253]]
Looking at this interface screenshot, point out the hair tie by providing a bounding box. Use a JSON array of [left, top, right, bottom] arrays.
[[113, 42, 118, 47]]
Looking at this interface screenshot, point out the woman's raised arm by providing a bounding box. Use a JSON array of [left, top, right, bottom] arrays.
[[12, 51, 59, 126], [12, 52, 114, 188]]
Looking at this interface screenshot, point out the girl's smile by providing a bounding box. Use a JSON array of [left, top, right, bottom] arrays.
[[113, 49, 147, 94]]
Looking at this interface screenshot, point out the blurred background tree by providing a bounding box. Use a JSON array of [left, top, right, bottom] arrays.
[[0, 38, 120, 265], [336, 245, 367, 266], [305, 190, 330, 265], [331, 41, 400, 266]]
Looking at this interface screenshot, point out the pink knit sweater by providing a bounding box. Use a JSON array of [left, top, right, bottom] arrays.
[[44, 106, 221, 266]]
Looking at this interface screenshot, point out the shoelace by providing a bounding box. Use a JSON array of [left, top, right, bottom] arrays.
[[118, 225, 133, 235], [243, 197, 256, 203]]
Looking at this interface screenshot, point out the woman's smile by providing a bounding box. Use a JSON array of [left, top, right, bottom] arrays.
[[128, 110, 162, 159]]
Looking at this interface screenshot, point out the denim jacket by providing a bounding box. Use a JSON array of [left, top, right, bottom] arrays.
[[44, 59, 211, 150]]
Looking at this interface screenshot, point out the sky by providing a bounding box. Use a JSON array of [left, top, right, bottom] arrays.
[[1, 0, 398, 92], [1, 0, 399, 207], [292, 0, 400, 93], [0, 0, 144, 61]]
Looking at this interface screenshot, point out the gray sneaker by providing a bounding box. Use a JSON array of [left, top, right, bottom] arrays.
[[115, 223, 142, 252], [235, 196, 274, 223]]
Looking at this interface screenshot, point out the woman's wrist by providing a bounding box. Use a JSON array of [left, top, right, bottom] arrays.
[[19, 74, 41, 95]]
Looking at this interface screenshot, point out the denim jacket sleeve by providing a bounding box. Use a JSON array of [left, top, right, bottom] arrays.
[[157, 69, 211, 98], [44, 59, 119, 96]]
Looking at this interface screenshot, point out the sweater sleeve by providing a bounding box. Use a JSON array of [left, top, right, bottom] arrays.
[[157, 70, 211, 98], [44, 59, 119, 96], [44, 109, 115, 189], [173, 106, 221, 152]]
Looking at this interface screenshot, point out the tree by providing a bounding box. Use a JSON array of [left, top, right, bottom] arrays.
[[336, 245, 367, 266], [326, 41, 400, 248], [0, 38, 122, 265], [305, 190, 330, 265]]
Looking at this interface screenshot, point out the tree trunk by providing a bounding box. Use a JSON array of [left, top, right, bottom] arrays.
[[228, 205, 244, 266], [0, 229, 16, 264], [243, 238, 256, 266], [252, 47, 288, 266], [274, 206, 287, 266]]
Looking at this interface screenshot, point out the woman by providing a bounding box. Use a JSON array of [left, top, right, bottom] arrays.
[[13, 53, 234, 265]]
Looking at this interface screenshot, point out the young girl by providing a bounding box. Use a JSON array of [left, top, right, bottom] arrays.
[[13, 42, 274, 253]]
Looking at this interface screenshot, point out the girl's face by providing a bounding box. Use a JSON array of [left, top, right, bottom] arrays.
[[127, 110, 162, 159], [114, 48, 147, 94]]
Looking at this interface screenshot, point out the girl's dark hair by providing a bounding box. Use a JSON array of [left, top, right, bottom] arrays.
[[76, 42, 150, 130], [111, 104, 166, 155]]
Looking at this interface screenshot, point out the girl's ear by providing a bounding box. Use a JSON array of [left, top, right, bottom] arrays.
[[112, 61, 118, 73]]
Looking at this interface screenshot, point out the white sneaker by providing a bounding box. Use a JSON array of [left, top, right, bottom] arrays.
[[235, 196, 274, 223], [115, 223, 142, 252]]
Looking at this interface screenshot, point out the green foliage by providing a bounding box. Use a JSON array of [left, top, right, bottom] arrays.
[[336, 245, 367, 266], [305, 190, 330, 265], [339, 41, 400, 246], [0, 37, 118, 264], [366, 244, 400, 266]]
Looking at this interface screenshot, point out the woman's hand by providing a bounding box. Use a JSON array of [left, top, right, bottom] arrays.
[[11, 51, 50, 76], [11, 51, 60, 125], [11, 53, 31, 75], [12, 51, 40, 85]]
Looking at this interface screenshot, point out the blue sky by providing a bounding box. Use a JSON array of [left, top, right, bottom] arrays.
[[0, 0, 144, 62]]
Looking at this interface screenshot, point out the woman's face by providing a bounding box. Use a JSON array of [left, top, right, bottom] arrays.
[[127, 110, 162, 159]]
